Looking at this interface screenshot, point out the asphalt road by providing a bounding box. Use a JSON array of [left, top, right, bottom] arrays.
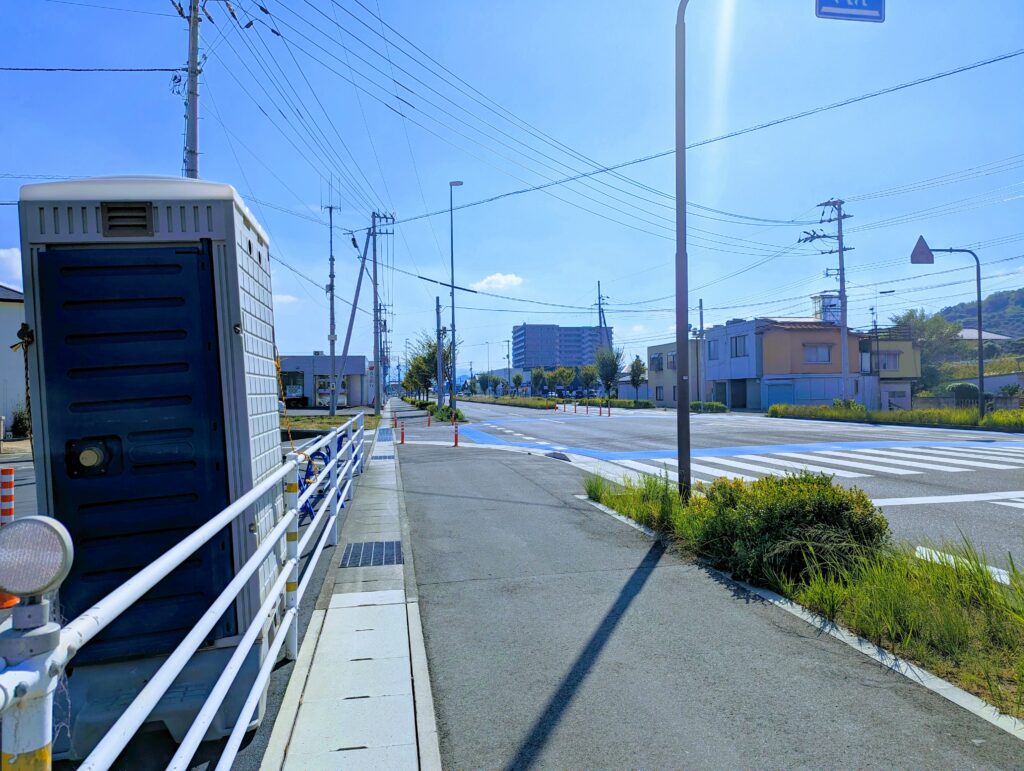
[[399, 443, 1022, 768], [398, 403, 1024, 569]]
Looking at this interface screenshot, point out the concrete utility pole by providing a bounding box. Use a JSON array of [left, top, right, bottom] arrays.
[[697, 298, 704, 405], [326, 204, 338, 415], [372, 212, 381, 416], [505, 339, 511, 386], [674, 1, 692, 500], [803, 199, 853, 401], [436, 297, 445, 408], [183, 0, 201, 178], [338, 231, 370, 410], [449, 180, 463, 412]]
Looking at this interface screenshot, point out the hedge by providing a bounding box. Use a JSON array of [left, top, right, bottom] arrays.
[[766, 403, 1024, 431]]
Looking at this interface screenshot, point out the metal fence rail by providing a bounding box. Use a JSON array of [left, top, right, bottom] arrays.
[[0, 413, 366, 769]]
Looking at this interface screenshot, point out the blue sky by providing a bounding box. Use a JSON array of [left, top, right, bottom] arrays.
[[3, 0, 1023, 378]]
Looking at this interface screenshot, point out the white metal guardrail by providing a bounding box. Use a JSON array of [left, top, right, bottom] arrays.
[[0, 413, 366, 769]]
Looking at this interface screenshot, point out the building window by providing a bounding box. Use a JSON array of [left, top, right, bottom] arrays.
[[655, 385, 664, 401], [879, 351, 901, 371], [707, 340, 719, 360], [803, 343, 832, 363], [672, 385, 677, 401], [730, 335, 747, 358], [668, 353, 677, 370], [650, 353, 664, 371]]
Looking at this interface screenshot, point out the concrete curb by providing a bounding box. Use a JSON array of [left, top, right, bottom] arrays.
[[576, 495, 1024, 744], [396, 429, 444, 770]]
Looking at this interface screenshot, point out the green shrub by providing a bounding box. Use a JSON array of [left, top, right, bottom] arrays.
[[426, 404, 465, 423], [693, 472, 889, 584], [584, 474, 610, 502], [981, 409, 1024, 430], [460, 395, 557, 410], [766, 403, 996, 429], [690, 401, 727, 413], [573, 398, 653, 409], [10, 407, 30, 438]]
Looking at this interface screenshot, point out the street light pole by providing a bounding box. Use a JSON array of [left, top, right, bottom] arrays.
[[675, 0, 691, 500], [911, 237, 985, 418], [449, 181, 463, 413]]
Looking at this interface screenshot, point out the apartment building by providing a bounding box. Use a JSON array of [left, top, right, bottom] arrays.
[[511, 324, 613, 369]]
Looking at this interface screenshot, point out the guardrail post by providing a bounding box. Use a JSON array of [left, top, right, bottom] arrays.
[[357, 413, 365, 474], [0, 600, 62, 771], [284, 452, 300, 661], [1, 467, 14, 527], [328, 431, 340, 547]]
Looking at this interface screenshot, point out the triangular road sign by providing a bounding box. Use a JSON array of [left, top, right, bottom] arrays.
[[911, 236, 935, 265]]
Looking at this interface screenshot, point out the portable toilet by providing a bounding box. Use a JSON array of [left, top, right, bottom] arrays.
[[18, 177, 285, 758]]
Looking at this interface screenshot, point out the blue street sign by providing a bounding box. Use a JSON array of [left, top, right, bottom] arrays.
[[816, 0, 885, 23]]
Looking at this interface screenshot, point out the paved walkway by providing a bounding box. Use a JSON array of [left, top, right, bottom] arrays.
[[398, 442, 1022, 769], [264, 405, 441, 769]]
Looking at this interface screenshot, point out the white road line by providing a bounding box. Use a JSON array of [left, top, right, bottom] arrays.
[[915, 546, 1010, 586], [552, 446, 569, 451], [618, 458, 757, 483], [733, 454, 867, 478], [932, 446, 1024, 462], [830, 448, 972, 473], [521, 435, 538, 440], [872, 490, 1024, 506], [691, 456, 788, 477], [778, 451, 920, 476], [993, 498, 1024, 510], [902, 447, 1021, 470]]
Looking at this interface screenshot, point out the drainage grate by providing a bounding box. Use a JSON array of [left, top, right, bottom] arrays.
[[377, 428, 394, 442], [371, 454, 395, 460], [341, 541, 403, 568]]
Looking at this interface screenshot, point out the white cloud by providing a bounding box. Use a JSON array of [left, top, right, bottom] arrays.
[[0, 248, 22, 290], [274, 294, 299, 305], [630, 324, 647, 334], [470, 272, 523, 292]]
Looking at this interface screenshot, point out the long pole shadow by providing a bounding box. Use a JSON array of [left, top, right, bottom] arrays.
[[505, 540, 666, 770]]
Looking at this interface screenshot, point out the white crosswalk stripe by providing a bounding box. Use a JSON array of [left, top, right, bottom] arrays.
[[993, 497, 1024, 510], [901, 447, 1022, 469], [775, 451, 920, 476], [591, 441, 1024, 487], [848, 448, 974, 472], [732, 454, 868, 478], [656, 458, 757, 482]]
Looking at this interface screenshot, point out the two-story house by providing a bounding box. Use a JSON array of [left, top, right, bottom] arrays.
[[704, 317, 873, 409], [646, 340, 699, 407]]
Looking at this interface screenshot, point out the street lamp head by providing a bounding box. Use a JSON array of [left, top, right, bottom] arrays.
[[911, 236, 935, 265], [449, 180, 463, 187]]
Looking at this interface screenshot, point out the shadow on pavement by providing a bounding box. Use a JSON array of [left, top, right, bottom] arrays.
[[506, 540, 666, 770]]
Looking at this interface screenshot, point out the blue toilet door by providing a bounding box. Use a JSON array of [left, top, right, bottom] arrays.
[[37, 243, 237, 664]]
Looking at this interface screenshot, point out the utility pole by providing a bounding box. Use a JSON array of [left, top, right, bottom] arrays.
[[800, 199, 854, 401], [697, 298, 704, 405], [597, 281, 610, 349], [326, 204, 338, 415], [436, 297, 445, 408], [505, 339, 511, 386], [371, 212, 381, 416], [338, 231, 370, 409], [183, 0, 201, 178]]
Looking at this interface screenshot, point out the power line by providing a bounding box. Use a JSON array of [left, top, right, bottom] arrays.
[[0, 66, 184, 72], [350, 45, 1024, 231], [36, 0, 179, 17]]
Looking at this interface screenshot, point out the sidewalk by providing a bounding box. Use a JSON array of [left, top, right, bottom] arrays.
[[264, 405, 441, 769], [398, 443, 1022, 768]]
